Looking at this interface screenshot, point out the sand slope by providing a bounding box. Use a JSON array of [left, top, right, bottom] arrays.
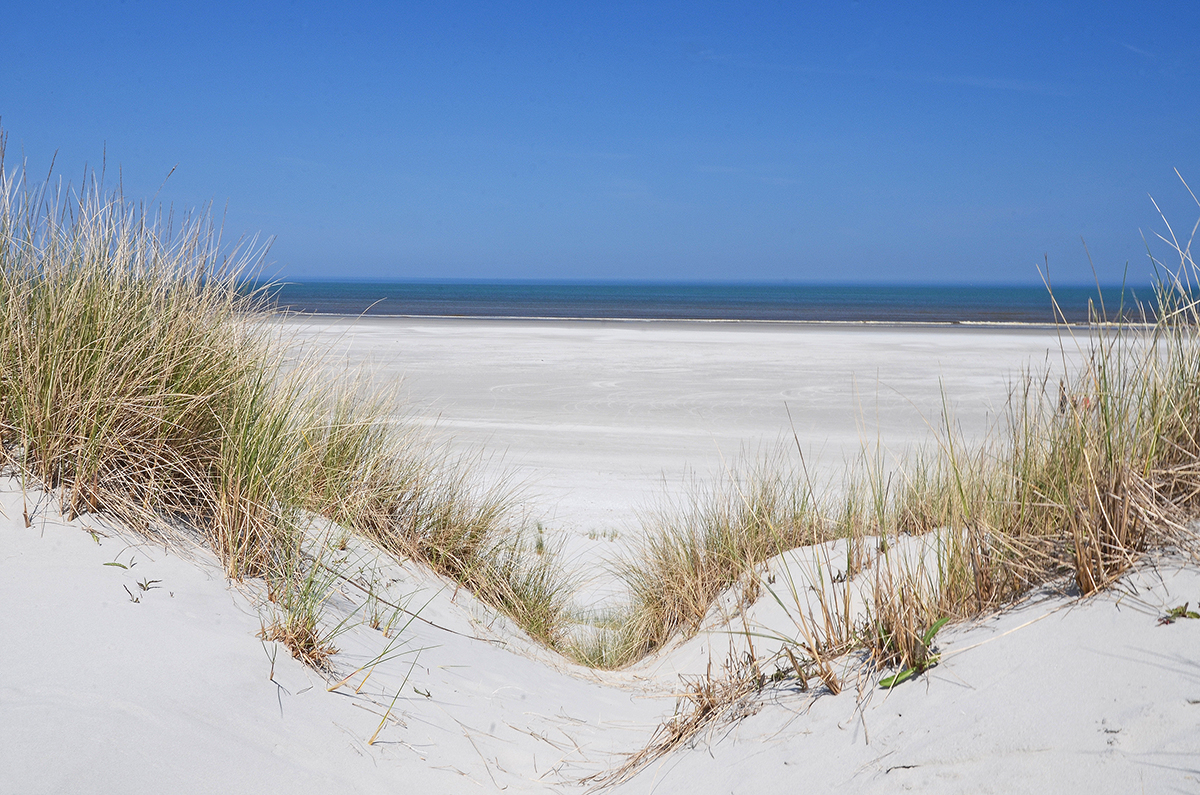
[[620, 563, 1200, 793], [0, 484, 667, 793], [5, 481, 1199, 794]]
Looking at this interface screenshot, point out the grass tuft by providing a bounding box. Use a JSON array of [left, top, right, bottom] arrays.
[[618, 180, 1200, 679], [0, 134, 569, 662], [616, 452, 825, 665]]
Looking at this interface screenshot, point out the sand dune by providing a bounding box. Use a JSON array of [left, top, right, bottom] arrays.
[[5, 481, 1198, 793], [5, 319, 1197, 793]]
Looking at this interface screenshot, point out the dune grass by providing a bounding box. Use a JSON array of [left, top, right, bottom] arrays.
[[7, 125, 1200, 689], [603, 453, 825, 664], [0, 136, 571, 662], [612, 201, 1200, 674], [594, 226, 1200, 781]]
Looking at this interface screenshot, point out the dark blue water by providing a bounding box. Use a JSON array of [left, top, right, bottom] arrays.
[[258, 281, 1154, 324]]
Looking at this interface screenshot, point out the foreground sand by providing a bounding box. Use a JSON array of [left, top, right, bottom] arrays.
[[4, 483, 1198, 793], [4, 319, 1199, 792]]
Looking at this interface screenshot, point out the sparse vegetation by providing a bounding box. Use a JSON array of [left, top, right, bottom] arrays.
[[581, 192, 1200, 786], [586, 648, 767, 789], [0, 133, 570, 662], [615, 452, 825, 665], [259, 538, 346, 671], [1158, 603, 1200, 624], [5, 121, 1199, 725], [612, 182, 1200, 680]]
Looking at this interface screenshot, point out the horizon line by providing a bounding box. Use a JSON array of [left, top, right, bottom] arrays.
[[259, 277, 1150, 290]]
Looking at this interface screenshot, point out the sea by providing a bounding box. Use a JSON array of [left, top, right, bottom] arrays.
[[259, 281, 1153, 325]]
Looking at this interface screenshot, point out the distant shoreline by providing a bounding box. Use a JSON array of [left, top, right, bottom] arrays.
[[272, 311, 1121, 332], [258, 281, 1153, 326]]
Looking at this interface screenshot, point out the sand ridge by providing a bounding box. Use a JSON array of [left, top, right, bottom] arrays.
[[5, 319, 1197, 793]]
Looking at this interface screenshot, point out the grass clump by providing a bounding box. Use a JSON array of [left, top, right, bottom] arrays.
[[258, 536, 349, 670], [0, 135, 569, 661], [616, 452, 824, 665], [619, 185, 1200, 677], [0, 155, 286, 574], [475, 528, 575, 647]]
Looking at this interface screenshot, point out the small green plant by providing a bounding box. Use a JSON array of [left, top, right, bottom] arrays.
[[1158, 602, 1200, 625], [878, 617, 949, 689]]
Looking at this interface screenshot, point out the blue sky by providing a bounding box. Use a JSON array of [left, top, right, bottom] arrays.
[[4, 2, 1199, 284]]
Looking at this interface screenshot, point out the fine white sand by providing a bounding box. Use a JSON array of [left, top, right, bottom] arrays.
[[4, 484, 1199, 793], [4, 319, 1198, 793], [284, 317, 1079, 598], [283, 319, 1075, 535]]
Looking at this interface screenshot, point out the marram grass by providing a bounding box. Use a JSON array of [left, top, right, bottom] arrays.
[[598, 207, 1200, 780], [6, 129, 1200, 684], [614, 189, 1200, 672], [0, 137, 570, 661]]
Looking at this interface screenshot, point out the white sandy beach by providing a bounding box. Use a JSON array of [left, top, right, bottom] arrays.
[[286, 317, 1079, 597], [4, 319, 1198, 793], [286, 318, 1077, 527], [4, 481, 1199, 793]]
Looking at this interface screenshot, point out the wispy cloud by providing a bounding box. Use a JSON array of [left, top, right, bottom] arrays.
[[1121, 42, 1155, 59]]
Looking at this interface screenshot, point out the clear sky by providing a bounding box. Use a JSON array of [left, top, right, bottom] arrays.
[[4, 2, 1199, 285]]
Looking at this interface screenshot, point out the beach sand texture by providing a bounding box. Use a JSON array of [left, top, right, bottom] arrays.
[[4, 482, 1198, 793], [286, 318, 1074, 527], [4, 319, 1197, 793], [285, 317, 1077, 595]]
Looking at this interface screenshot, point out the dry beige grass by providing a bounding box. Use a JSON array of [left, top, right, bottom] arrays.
[[617, 183, 1200, 678], [609, 452, 825, 666], [584, 648, 767, 789], [0, 134, 570, 660]]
